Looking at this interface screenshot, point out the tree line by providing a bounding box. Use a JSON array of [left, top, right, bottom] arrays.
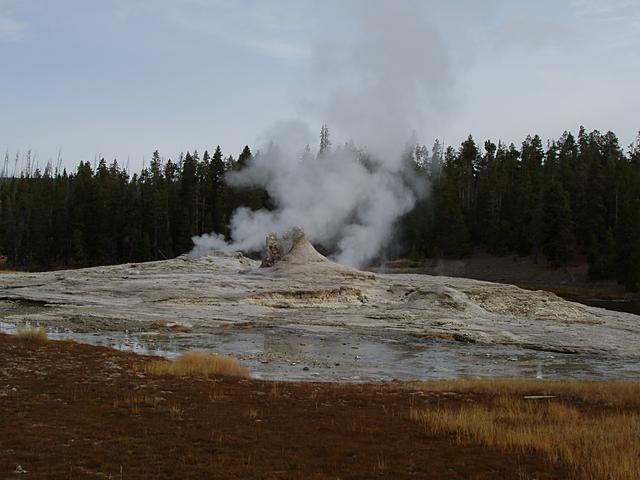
[[0, 146, 268, 270], [1, 127, 639, 291], [399, 128, 640, 291]]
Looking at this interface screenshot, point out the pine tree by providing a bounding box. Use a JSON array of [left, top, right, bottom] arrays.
[[318, 124, 331, 158], [209, 146, 226, 234], [236, 145, 252, 171], [542, 181, 575, 268], [178, 152, 197, 252]]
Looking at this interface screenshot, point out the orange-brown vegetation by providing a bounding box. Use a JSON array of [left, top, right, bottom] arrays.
[[3, 333, 636, 479], [406, 378, 640, 406], [15, 327, 48, 344], [408, 380, 640, 480], [145, 351, 251, 379]]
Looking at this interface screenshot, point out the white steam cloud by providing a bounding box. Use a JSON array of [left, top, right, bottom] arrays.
[[192, 1, 452, 267]]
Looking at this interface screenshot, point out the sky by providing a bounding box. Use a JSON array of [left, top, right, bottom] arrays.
[[1, 0, 639, 171]]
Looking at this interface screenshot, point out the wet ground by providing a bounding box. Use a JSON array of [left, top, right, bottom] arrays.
[[2, 313, 639, 382], [3, 249, 640, 362]]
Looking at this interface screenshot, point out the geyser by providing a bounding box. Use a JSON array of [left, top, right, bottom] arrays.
[[190, 138, 420, 267], [192, 0, 453, 266]]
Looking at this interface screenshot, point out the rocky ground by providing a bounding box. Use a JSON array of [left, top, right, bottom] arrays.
[[1, 233, 638, 361], [374, 253, 640, 313]]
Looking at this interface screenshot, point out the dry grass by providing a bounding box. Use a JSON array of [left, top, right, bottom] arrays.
[[111, 393, 188, 420], [408, 380, 640, 480], [113, 393, 162, 413], [169, 404, 184, 420], [145, 351, 250, 379], [15, 328, 49, 344], [247, 407, 259, 420], [406, 378, 640, 407]]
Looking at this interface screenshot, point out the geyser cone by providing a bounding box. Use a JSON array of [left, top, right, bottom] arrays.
[[260, 228, 374, 279]]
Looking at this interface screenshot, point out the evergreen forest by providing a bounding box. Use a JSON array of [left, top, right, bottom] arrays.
[[1, 127, 639, 292]]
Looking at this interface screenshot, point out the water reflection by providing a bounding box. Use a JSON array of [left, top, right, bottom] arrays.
[[2, 320, 639, 382]]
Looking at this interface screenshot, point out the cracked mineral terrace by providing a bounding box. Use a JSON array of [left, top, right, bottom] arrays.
[[1, 230, 639, 380]]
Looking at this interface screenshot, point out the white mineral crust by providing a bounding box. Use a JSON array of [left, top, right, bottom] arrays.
[[1, 230, 638, 357]]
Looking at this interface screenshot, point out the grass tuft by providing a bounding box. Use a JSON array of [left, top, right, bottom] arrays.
[[145, 351, 250, 379], [15, 327, 49, 344]]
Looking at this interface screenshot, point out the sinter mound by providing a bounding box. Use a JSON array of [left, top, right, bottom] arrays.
[[259, 227, 373, 278], [1, 228, 639, 357], [260, 227, 325, 267]]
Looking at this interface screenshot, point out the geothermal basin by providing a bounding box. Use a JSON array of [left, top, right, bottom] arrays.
[[1, 231, 639, 381]]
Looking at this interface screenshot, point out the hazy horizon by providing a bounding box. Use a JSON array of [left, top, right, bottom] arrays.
[[1, 0, 639, 171]]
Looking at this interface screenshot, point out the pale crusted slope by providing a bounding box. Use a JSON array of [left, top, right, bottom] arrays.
[[1, 238, 639, 357]]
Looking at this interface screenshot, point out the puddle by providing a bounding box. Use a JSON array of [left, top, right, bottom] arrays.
[[2, 320, 639, 382]]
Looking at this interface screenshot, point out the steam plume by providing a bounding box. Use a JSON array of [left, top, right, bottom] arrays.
[[192, 1, 451, 266]]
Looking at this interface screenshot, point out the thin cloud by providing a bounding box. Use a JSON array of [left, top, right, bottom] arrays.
[[571, 0, 636, 18], [571, 0, 640, 50], [115, 0, 311, 61], [0, 12, 25, 41], [493, 15, 580, 52], [244, 38, 309, 61]]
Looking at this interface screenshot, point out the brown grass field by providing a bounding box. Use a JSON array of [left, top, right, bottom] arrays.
[[1, 333, 638, 479], [408, 380, 640, 480]]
